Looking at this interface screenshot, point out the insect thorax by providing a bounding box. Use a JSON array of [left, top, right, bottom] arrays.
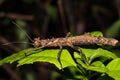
[[33, 37, 42, 47]]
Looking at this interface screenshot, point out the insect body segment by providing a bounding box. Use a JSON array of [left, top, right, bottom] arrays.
[[33, 37, 73, 48], [32, 35, 118, 70], [33, 37, 41, 47]]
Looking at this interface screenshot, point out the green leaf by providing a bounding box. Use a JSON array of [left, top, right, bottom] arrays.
[[18, 49, 77, 69], [80, 48, 96, 58], [107, 71, 120, 80], [91, 61, 105, 67], [89, 48, 117, 63], [46, 5, 58, 20], [87, 61, 108, 73], [76, 59, 108, 73], [106, 58, 120, 80], [0, 48, 77, 70], [75, 48, 116, 73], [90, 31, 103, 37], [77, 48, 117, 63], [87, 66, 108, 73], [106, 58, 120, 71], [76, 59, 88, 69], [0, 48, 37, 65], [106, 20, 120, 38]]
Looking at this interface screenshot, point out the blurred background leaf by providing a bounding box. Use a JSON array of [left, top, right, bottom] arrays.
[[105, 20, 120, 38]]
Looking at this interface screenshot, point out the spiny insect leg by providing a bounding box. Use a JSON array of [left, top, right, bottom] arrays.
[[57, 44, 63, 70], [24, 46, 45, 56], [79, 48, 89, 65], [32, 46, 45, 51], [68, 43, 80, 53], [68, 44, 89, 65], [71, 46, 89, 65], [24, 48, 34, 56]]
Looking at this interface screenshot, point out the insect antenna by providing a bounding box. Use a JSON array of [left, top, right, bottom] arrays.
[[12, 21, 34, 42], [2, 42, 33, 46]]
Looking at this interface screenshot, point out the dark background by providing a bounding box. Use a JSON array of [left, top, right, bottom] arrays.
[[0, 0, 120, 80]]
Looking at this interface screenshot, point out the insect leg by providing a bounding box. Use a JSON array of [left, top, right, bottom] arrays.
[[57, 44, 63, 70], [67, 43, 80, 53], [24, 46, 45, 56], [67, 43, 89, 65], [23, 48, 33, 57], [24, 48, 36, 56]]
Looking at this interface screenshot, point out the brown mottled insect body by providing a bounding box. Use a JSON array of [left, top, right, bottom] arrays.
[[33, 37, 71, 48], [32, 35, 118, 69], [33, 35, 118, 48]]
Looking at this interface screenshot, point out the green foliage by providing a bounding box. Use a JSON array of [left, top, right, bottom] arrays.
[[0, 48, 33, 65], [74, 47, 117, 74], [106, 58, 120, 80], [0, 31, 119, 80], [89, 31, 103, 37], [0, 48, 76, 69], [46, 5, 58, 21], [106, 20, 120, 38], [17, 49, 77, 69], [80, 48, 117, 63]]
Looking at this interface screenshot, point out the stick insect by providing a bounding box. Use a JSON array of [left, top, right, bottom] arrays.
[[31, 33, 118, 68], [3, 22, 119, 70]]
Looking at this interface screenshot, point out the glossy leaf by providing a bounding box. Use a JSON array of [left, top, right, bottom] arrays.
[[106, 58, 120, 80], [79, 48, 96, 58], [18, 49, 77, 69], [89, 48, 117, 63], [87, 66, 108, 73], [77, 48, 117, 64], [91, 61, 105, 67], [76, 58, 108, 73], [0, 48, 35, 65], [90, 31, 103, 37], [106, 20, 120, 38], [0, 48, 77, 70], [106, 58, 120, 70], [107, 71, 120, 80]]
